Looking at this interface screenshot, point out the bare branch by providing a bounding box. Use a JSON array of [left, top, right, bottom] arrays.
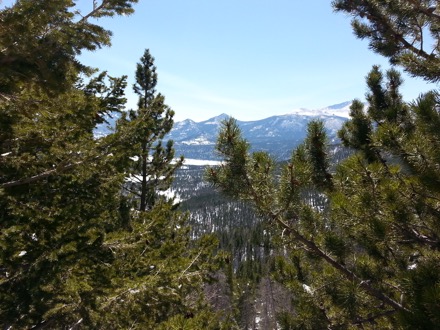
[[79, 0, 109, 22]]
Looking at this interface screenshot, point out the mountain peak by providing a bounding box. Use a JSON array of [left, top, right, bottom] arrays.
[[168, 105, 350, 161], [212, 113, 230, 120], [201, 113, 230, 124], [287, 101, 352, 118], [327, 101, 352, 110]]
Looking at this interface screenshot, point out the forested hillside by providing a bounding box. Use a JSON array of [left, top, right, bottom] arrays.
[[1, 1, 440, 329], [171, 143, 353, 328], [167, 104, 350, 161]]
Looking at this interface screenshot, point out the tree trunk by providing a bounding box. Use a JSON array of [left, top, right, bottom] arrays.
[[140, 142, 147, 211]]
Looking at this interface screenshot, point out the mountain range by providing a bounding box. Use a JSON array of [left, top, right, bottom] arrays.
[[168, 101, 352, 161], [95, 101, 352, 161]]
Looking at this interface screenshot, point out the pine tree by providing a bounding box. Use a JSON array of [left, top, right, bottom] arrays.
[[94, 202, 221, 329], [207, 3, 440, 328], [0, 0, 137, 96], [0, 2, 221, 328], [0, 2, 135, 327], [99, 49, 223, 328], [118, 49, 183, 211], [0, 71, 129, 329], [207, 68, 440, 328]]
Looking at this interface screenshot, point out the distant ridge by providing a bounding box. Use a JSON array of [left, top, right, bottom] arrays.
[[94, 102, 353, 160], [168, 102, 352, 161], [287, 102, 352, 119]]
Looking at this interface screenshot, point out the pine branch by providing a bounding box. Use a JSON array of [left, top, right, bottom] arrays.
[[0, 118, 138, 189], [0, 161, 82, 189], [122, 185, 142, 197], [352, 309, 397, 326], [179, 249, 203, 280], [230, 152, 406, 312], [28, 316, 57, 329], [362, 2, 433, 60], [407, 0, 440, 21], [272, 212, 408, 313], [0, 92, 12, 101]]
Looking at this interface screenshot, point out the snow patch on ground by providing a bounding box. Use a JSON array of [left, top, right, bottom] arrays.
[[181, 137, 213, 145], [302, 283, 313, 294], [158, 188, 182, 204], [288, 103, 352, 119]]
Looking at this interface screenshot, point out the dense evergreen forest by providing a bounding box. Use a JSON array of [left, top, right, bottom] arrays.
[[1, 1, 440, 329]]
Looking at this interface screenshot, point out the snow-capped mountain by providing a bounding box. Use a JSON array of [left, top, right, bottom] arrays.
[[93, 102, 352, 161], [288, 101, 352, 118], [168, 102, 352, 161]]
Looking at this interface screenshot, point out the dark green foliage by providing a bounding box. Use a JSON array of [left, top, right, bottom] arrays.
[[338, 99, 375, 161], [398, 256, 440, 329], [208, 118, 253, 199], [117, 49, 183, 211], [94, 203, 220, 329], [0, 0, 137, 95], [208, 64, 440, 328], [304, 121, 333, 190], [0, 67, 127, 329], [133, 49, 158, 109], [0, 2, 219, 328]]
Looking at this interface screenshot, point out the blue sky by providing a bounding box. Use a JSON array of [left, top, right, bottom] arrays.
[[4, 0, 437, 121]]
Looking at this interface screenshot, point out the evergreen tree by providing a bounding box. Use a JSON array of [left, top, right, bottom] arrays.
[[207, 67, 440, 328], [0, 2, 221, 328], [0, 70, 129, 329], [0, 0, 137, 95], [118, 49, 183, 211], [95, 202, 221, 329], [0, 2, 134, 327], [207, 3, 440, 327]]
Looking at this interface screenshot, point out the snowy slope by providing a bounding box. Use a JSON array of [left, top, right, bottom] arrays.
[[168, 102, 352, 160], [93, 102, 353, 161], [288, 101, 351, 119]]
